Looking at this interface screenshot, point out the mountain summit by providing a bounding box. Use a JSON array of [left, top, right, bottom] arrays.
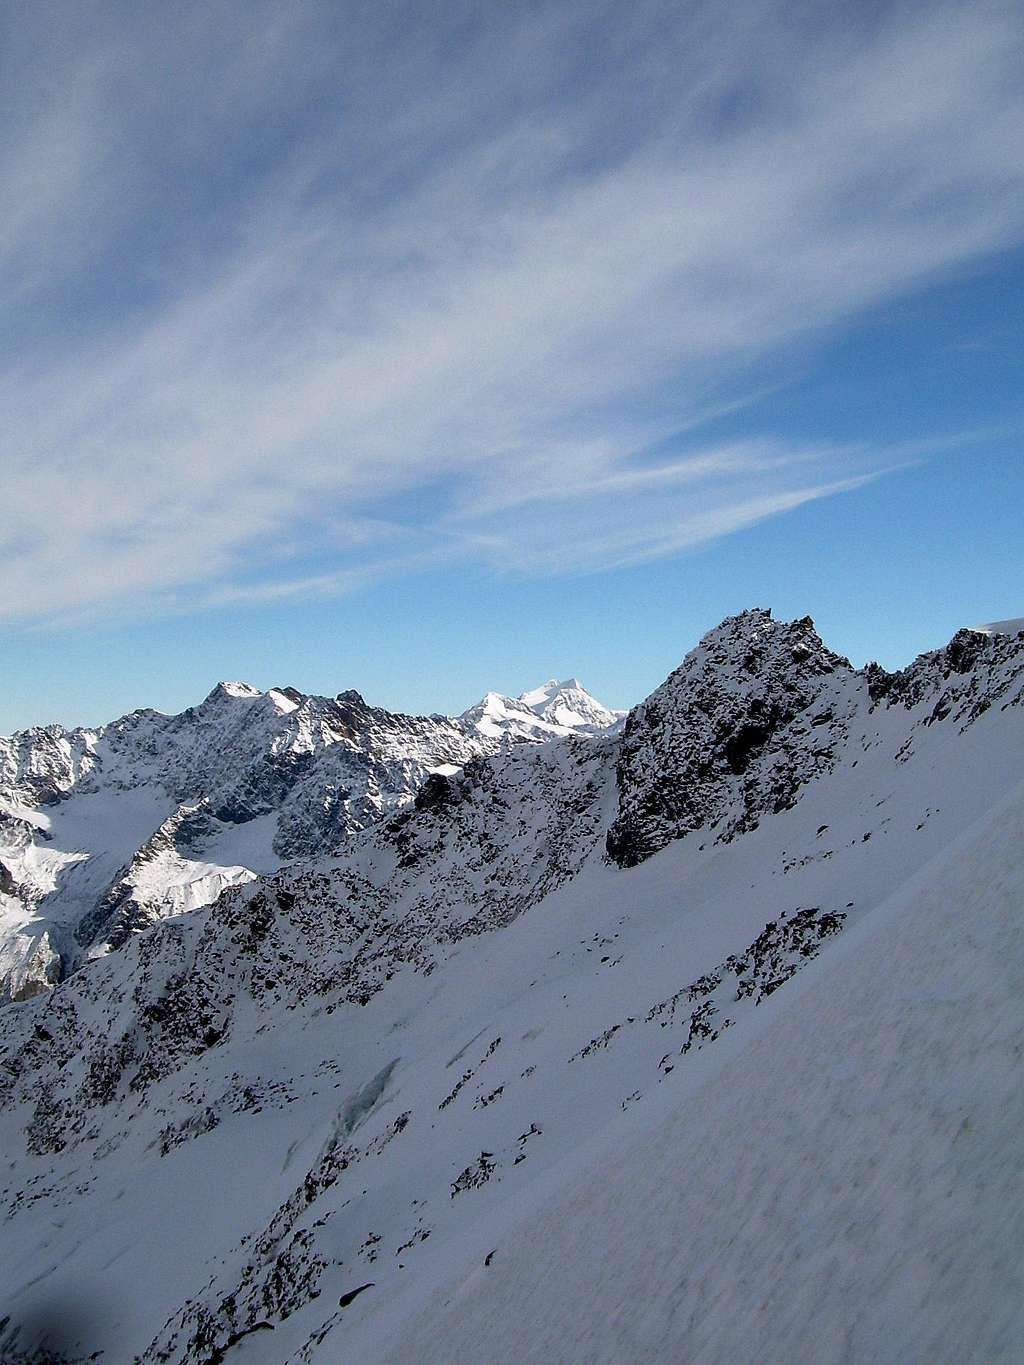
[[517, 678, 625, 733], [459, 679, 623, 744]]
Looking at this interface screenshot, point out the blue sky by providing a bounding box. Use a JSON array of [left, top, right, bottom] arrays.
[[2, 0, 1023, 731]]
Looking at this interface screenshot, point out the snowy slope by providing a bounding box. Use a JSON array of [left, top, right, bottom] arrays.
[[0, 611, 1021, 1363], [380, 778, 1024, 1365], [0, 678, 620, 1002]]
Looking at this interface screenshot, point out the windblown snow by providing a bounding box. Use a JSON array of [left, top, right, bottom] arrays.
[[970, 616, 1024, 636], [0, 610, 1022, 1364]]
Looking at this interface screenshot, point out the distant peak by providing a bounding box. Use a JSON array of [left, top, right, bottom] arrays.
[[204, 681, 263, 703], [509, 677, 621, 733], [518, 678, 586, 707]]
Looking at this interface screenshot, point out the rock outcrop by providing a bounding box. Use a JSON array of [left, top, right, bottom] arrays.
[[606, 610, 859, 866]]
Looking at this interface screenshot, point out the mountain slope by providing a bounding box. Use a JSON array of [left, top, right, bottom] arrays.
[[0, 611, 1021, 1363], [379, 776, 1024, 1364]]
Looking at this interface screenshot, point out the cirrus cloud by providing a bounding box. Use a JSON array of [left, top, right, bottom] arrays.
[[2, 0, 1023, 622]]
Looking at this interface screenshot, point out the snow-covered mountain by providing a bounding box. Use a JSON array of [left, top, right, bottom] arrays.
[[1, 610, 1022, 1364], [458, 677, 623, 744], [0, 678, 620, 1003], [517, 677, 625, 733]]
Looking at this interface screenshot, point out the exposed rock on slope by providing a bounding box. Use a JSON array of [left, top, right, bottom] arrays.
[[607, 611, 1024, 868], [381, 779, 1024, 1365], [865, 624, 1024, 721]]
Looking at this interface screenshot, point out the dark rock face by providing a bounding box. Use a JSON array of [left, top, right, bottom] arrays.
[[0, 860, 18, 898], [412, 772, 466, 813], [606, 610, 859, 867]]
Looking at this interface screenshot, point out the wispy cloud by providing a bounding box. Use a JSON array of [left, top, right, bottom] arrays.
[[2, 0, 1023, 622]]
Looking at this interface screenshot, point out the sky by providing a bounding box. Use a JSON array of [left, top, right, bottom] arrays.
[[2, 0, 1023, 731]]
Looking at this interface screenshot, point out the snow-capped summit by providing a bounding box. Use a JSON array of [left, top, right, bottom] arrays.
[[517, 678, 625, 733], [518, 677, 582, 707], [458, 691, 568, 743], [202, 680, 264, 703], [460, 679, 623, 744]]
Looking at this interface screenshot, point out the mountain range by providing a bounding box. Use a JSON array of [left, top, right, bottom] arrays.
[[1, 609, 1022, 1363], [0, 678, 623, 1003]]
